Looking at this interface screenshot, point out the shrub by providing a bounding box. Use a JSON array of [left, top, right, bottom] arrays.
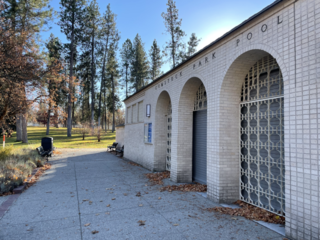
[[0, 147, 46, 194], [0, 146, 14, 161]]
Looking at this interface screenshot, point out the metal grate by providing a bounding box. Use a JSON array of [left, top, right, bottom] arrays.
[[240, 55, 285, 216], [194, 84, 207, 111], [166, 101, 172, 171]]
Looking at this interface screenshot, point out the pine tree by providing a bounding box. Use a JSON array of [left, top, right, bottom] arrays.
[[98, 4, 119, 128], [59, 0, 86, 137], [120, 39, 133, 97], [130, 34, 149, 92], [161, 0, 186, 68], [149, 39, 163, 81], [45, 34, 63, 135], [105, 44, 120, 132], [179, 33, 201, 62], [84, 0, 101, 129]]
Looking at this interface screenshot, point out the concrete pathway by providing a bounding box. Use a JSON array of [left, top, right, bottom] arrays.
[[0, 149, 285, 240]]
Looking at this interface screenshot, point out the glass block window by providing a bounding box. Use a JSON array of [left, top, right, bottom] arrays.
[[166, 101, 172, 171], [132, 104, 137, 123], [127, 106, 132, 124], [240, 55, 285, 216], [138, 101, 144, 122], [194, 83, 207, 111]]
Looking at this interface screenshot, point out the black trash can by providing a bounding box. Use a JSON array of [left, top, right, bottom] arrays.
[[42, 137, 53, 151]]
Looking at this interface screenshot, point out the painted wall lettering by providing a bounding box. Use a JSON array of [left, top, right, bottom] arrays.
[[278, 16, 283, 24], [193, 64, 196, 69], [247, 32, 252, 40], [199, 61, 202, 66], [212, 52, 216, 59], [205, 57, 208, 63], [261, 24, 268, 32], [236, 39, 240, 47]]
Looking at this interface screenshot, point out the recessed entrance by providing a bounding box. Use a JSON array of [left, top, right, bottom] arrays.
[[192, 84, 207, 184]]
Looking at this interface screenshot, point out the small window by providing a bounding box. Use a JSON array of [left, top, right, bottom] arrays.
[[144, 123, 152, 143], [132, 104, 137, 123], [127, 107, 132, 124], [138, 101, 144, 122]]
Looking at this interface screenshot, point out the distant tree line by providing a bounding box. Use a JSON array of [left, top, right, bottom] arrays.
[[0, 0, 201, 141]]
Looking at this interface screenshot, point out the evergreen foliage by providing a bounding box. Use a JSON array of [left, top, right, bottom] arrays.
[[161, 0, 186, 68], [149, 39, 163, 81], [130, 34, 149, 92], [120, 39, 133, 98]]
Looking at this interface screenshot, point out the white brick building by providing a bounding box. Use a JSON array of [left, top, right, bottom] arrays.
[[120, 0, 320, 239]]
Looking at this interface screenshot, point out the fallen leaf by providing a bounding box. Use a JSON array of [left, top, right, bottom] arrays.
[[112, 198, 116, 200], [89, 201, 93, 205], [231, 218, 237, 220], [92, 230, 99, 234], [46, 191, 52, 193], [27, 229, 33, 231], [123, 193, 127, 196], [107, 204, 110, 207], [95, 213, 100, 216], [145, 171, 170, 185], [137, 220, 146, 226], [136, 192, 141, 197], [83, 199, 89, 202], [139, 204, 143, 207], [105, 212, 110, 215], [173, 224, 179, 226], [158, 197, 161, 200], [100, 200, 103, 202], [84, 223, 91, 227]]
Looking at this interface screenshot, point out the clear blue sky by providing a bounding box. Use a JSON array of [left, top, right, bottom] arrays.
[[43, 0, 275, 73]]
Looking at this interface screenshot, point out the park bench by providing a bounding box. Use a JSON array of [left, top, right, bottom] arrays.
[[36, 146, 52, 158], [107, 142, 118, 152], [116, 145, 124, 157]]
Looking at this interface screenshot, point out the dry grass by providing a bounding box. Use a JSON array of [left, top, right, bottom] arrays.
[[0, 146, 46, 195]]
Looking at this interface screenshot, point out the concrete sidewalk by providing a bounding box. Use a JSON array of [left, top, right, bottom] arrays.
[[0, 149, 285, 240]]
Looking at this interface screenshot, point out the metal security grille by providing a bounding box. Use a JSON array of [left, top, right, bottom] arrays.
[[194, 84, 207, 111], [240, 55, 285, 216], [166, 101, 172, 171]]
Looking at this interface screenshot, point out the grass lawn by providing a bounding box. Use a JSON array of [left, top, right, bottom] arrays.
[[1, 126, 116, 149]]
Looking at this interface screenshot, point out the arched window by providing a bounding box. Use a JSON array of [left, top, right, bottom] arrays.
[[194, 84, 207, 111]]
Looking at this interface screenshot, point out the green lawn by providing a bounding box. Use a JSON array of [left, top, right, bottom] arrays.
[[1, 126, 116, 149]]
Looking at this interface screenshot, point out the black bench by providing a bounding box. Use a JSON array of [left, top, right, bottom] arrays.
[[107, 142, 118, 152], [116, 145, 124, 157], [36, 146, 53, 158]]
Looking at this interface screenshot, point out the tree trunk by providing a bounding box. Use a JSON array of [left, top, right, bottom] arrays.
[[21, 113, 28, 143], [91, 28, 95, 130], [54, 106, 59, 128], [67, 11, 75, 137], [98, 36, 109, 128], [46, 109, 50, 135], [112, 74, 115, 133], [104, 86, 107, 132], [126, 68, 128, 96], [16, 113, 22, 141]]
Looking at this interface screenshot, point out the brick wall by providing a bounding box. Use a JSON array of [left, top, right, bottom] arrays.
[[122, 0, 320, 239]]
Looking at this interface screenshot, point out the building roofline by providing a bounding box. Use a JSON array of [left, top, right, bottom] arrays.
[[123, 0, 284, 102]]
